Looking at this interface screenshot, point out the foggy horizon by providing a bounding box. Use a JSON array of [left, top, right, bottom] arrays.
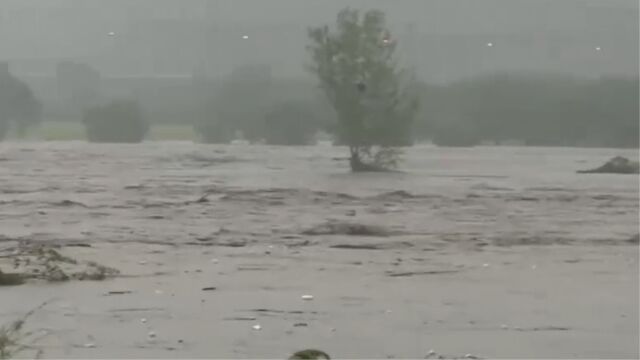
[[1, 0, 638, 82]]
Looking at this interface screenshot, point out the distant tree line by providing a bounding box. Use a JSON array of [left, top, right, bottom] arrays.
[[414, 74, 639, 148], [0, 62, 42, 139], [83, 99, 148, 143], [1, 7, 638, 152], [193, 70, 638, 150], [194, 64, 333, 145], [3, 64, 638, 150]]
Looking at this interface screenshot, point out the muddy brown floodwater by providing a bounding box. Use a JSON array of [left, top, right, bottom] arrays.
[[1, 142, 638, 359]]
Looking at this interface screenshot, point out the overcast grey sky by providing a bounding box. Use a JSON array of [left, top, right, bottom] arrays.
[[0, 0, 637, 81]]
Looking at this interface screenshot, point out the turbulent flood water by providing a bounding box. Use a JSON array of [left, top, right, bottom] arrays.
[[0, 142, 638, 358], [1, 142, 638, 247]]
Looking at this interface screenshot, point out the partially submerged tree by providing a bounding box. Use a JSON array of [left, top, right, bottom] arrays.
[[307, 8, 418, 171]]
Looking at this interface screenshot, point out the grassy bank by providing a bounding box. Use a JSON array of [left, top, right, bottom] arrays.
[[15, 122, 196, 142]]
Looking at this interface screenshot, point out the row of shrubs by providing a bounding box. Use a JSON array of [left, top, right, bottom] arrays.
[[5, 62, 638, 148], [414, 74, 639, 148], [88, 75, 640, 148], [82, 99, 320, 145]]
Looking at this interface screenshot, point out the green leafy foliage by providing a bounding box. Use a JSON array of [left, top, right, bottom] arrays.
[[307, 8, 418, 171]]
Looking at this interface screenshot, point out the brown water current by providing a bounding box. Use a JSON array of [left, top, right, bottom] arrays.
[[1, 142, 638, 358]]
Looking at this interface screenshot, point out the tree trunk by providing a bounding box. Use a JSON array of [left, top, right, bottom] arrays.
[[349, 146, 388, 172], [349, 146, 362, 171]]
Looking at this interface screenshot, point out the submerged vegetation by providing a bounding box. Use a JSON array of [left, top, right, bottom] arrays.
[[0, 302, 48, 359], [307, 8, 418, 171]]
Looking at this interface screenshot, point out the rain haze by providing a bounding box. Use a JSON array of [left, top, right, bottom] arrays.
[[0, 1, 638, 359], [0, 0, 638, 80]]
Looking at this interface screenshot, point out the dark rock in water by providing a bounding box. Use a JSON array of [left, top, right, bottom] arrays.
[[578, 156, 639, 174], [289, 349, 331, 360]]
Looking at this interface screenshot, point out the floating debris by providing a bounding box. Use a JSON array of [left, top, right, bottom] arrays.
[[301, 295, 314, 301], [105, 290, 132, 296], [252, 324, 262, 331], [0, 245, 118, 284], [578, 156, 639, 174], [386, 270, 460, 277], [302, 221, 393, 237], [514, 326, 571, 332], [223, 316, 257, 321]]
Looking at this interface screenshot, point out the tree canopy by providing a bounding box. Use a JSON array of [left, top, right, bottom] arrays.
[[307, 8, 418, 171]]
